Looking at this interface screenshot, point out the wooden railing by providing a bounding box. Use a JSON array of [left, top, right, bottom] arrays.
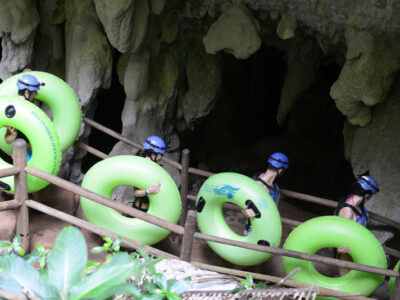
[[0, 119, 399, 298]]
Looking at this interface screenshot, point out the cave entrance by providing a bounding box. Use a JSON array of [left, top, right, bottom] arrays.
[[81, 60, 125, 173], [180, 44, 354, 212]]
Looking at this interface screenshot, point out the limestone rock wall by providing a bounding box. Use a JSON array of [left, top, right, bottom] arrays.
[[0, 0, 399, 239]]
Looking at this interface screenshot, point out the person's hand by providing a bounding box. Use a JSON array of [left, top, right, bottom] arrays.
[[242, 208, 257, 218], [146, 183, 161, 195], [5, 126, 17, 144], [337, 246, 351, 254]]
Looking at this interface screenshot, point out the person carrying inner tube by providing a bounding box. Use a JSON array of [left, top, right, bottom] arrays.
[[334, 175, 379, 254], [1, 73, 44, 200], [5, 73, 43, 146], [242, 152, 289, 236], [129, 136, 168, 212]]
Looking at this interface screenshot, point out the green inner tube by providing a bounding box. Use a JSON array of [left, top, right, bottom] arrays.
[[389, 260, 400, 295], [0, 96, 61, 193], [80, 155, 181, 245], [195, 172, 282, 266], [0, 71, 82, 153], [282, 216, 387, 297]]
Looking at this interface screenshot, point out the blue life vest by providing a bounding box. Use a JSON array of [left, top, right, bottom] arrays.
[[252, 172, 280, 205], [334, 195, 369, 227]]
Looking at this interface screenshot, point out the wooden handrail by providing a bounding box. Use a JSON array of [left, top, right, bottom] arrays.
[[193, 232, 399, 277], [81, 117, 400, 232], [82, 117, 181, 170], [0, 167, 20, 178], [0, 200, 21, 211], [25, 167, 185, 235], [25, 200, 177, 259], [74, 141, 108, 159]]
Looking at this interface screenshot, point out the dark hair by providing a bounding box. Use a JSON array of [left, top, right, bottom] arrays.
[[137, 149, 156, 158], [18, 89, 26, 96], [351, 182, 372, 197], [267, 163, 280, 172]]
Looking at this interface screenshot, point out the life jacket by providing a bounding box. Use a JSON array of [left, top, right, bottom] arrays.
[[252, 172, 280, 205], [130, 196, 149, 212], [334, 195, 369, 227]]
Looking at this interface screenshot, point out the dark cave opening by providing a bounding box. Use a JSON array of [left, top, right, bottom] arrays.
[[81, 61, 125, 173], [179, 44, 355, 213]]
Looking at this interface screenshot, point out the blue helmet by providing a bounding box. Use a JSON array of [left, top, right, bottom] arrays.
[[143, 136, 166, 154], [16, 74, 42, 91], [357, 175, 379, 195], [268, 152, 289, 169]]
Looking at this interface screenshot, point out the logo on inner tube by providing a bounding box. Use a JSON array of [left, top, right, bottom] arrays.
[[5, 105, 16, 118], [213, 185, 240, 199]]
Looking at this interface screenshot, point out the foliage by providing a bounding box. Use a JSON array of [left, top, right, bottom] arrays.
[[231, 274, 267, 294], [0, 226, 191, 300]]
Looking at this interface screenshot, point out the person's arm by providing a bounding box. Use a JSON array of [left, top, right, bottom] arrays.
[[337, 207, 353, 253], [33, 99, 41, 107], [338, 206, 354, 220], [134, 183, 161, 197], [5, 126, 17, 144], [242, 207, 257, 218], [337, 246, 351, 254]]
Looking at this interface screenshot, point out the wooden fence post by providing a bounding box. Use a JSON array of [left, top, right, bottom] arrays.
[[180, 210, 197, 262], [391, 277, 400, 300], [13, 139, 29, 253], [179, 149, 190, 226]]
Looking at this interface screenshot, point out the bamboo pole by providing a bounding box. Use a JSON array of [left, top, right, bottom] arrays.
[[180, 210, 197, 262], [188, 167, 214, 177], [13, 139, 29, 253], [25, 167, 185, 235], [0, 200, 21, 210], [191, 262, 373, 300], [25, 200, 177, 259], [280, 189, 400, 231], [0, 167, 20, 178], [179, 149, 190, 226], [82, 117, 181, 170], [193, 232, 399, 277], [74, 141, 109, 159]]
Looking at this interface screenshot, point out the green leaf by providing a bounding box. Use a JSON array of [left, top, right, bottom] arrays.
[[14, 245, 25, 257], [255, 282, 267, 289], [0, 256, 56, 298], [139, 293, 165, 300], [91, 246, 105, 253], [169, 277, 191, 294], [24, 250, 42, 265], [245, 274, 253, 285], [231, 287, 246, 294], [68, 253, 135, 300], [112, 238, 122, 252], [0, 241, 12, 249], [12, 235, 21, 246], [47, 226, 87, 296], [152, 273, 167, 290], [93, 283, 140, 300], [103, 236, 112, 244], [165, 291, 181, 300], [143, 281, 158, 294]]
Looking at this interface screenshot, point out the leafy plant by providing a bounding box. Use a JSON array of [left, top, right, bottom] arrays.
[[0, 227, 191, 300], [0, 235, 26, 256], [231, 274, 267, 294], [91, 236, 122, 254]]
